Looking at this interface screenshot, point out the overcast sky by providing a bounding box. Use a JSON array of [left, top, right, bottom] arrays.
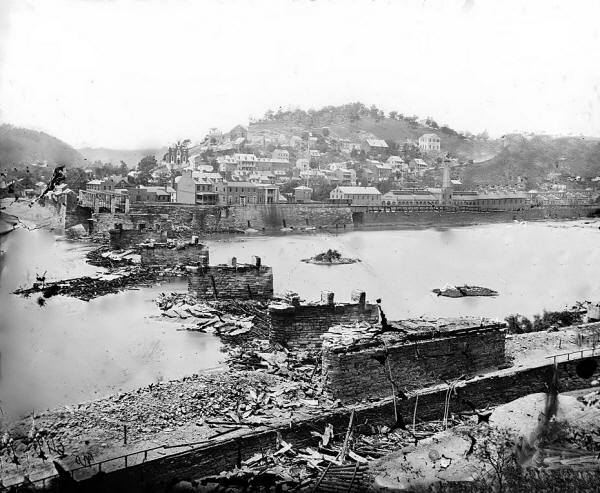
[[0, 0, 599, 149]]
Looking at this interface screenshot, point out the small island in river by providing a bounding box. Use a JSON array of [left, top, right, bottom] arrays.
[[433, 284, 499, 298], [301, 249, 360, 265]]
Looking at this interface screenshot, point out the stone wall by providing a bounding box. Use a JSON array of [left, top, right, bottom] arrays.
[[91, 203, 353, 240], [400, 354, 600, 423], [187, 258, 273, 300], [140, 243, 209, 266], [354, 205, 600, 229], [322, 327, 506, 402], [109, 227, 167, 249], [269, 291, 380, 350], [220, 203, 353, 231]]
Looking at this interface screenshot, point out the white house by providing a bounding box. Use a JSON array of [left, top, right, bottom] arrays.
[[386, 156, 406, 170], [418, 133, 441, 153], [272, 149, 290, 161]]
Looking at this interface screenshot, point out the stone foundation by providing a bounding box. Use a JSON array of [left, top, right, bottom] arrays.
[[187, 257, 273, 300], [269, 291, 379, 351], [322, 320, 507, 402], [91, 203, 353, 241], [140, 242, 209, 267]]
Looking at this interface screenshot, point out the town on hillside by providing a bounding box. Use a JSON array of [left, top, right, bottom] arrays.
[[61, 109, 597, 213]]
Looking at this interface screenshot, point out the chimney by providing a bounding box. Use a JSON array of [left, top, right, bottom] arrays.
[[351, 290, 366, 309], [321, 291, 335, 305]]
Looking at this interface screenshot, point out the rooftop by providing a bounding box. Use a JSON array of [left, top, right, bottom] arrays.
[[335, 186, 381, 195], [365, 139, 389, 148]]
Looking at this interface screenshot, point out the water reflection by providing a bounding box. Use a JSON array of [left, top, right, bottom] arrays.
[[0, 229, 222, 418]]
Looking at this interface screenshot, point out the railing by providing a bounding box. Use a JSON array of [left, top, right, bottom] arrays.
[[545, 347, 599, 366], [78, 190, 129, 213], [3, 427, 241, 492], [4, 445, 160, 492]]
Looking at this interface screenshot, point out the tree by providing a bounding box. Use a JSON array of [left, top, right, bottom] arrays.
[[388, 111, 397, 120], [322, 128, 330, 137], [66, 167, 90, 192], [385, 140, 399, 155], [137, 155, 157, 185], [426, 117, 439, 129]]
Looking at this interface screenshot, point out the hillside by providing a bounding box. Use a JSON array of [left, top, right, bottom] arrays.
[[464, 134, 600, 186], [249, 103, 502, 162], [78, 147, 167, 168], [0, 124, 85, 168]]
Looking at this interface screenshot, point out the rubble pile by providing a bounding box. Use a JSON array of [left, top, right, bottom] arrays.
[[155, 292, 271, 340], [86, 246, 140, 268], [184, 417, 471, 493], [12, 267, 182, 302], [5, 371, 309, 450], [301, 249, 360, 265], [321, 322, 383, 349], [13, 247, 187, 301]]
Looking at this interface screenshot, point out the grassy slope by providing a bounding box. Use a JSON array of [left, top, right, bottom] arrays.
[[250, 117, 501, 162], [0, 124, 86, 169]]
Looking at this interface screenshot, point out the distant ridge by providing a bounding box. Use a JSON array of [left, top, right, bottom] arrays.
[[77, 147, 168, 168], [0, 124, 85, 169]]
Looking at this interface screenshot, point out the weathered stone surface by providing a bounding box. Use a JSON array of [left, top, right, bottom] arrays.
[[269, 293, 380, 351], [139, 243, 209, 267], [322, 325, 507, 402], [93, 203, 353, 241], [188, 263, 273, 301]]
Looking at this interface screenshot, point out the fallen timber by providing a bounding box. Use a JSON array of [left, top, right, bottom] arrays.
[[7, 351, 600, 492], [12, 267, 181, 302]]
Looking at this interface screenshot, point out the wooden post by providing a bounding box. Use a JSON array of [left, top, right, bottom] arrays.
[[210, 275, 218, 300], [337, 409, 355, 463], [387, 359, 398, 423]]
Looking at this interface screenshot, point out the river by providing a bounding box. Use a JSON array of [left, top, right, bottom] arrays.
[[0, 229, 222, 418], [1, 219, 599, 416]]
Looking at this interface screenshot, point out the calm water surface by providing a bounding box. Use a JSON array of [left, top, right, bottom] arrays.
[[206, 220, 600, 320], [1, 220, 599, 415], [0, 229, 222, 418]]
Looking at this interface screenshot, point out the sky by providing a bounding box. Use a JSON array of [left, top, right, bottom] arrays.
[[0, 0, 599, 149]]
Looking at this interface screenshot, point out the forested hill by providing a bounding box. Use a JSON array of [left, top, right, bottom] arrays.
[[0, 124, 85, 169], [464, 134, 600, 186], [77, 147, 167, 168]]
